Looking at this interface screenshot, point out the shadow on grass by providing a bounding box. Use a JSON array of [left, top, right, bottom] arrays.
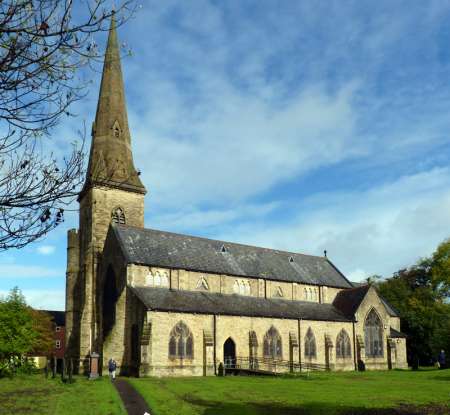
[[185, 397, 449, 415]]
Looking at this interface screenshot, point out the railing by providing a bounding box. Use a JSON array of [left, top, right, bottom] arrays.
[[224, 356, 327, 374]]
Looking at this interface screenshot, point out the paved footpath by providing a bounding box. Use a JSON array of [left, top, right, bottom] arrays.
[[113, 378, 151, 415]]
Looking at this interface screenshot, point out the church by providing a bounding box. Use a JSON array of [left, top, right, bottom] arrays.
[[65, 16, 408, 377]]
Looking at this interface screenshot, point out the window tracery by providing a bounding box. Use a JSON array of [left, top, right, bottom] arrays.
[[364, 309, 383, 357], [304, 327, 316, 358], [336, 329, 352, 358], [168, 321, 193, 359], [263, 326, 282, 359]]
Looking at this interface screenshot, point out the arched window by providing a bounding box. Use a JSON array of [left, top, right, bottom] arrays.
[[304, 327, 316, 359], [364, 309, 384, 357], [263, 326, 282, 359], [233, 279, 251, 295], [111, 207, 126, 224], [249, 331, 258, 368], [146, 270, 169, 287], [303, 288, 308, 300], [168, 321, 193, 359], [336, 329, 351, 358]]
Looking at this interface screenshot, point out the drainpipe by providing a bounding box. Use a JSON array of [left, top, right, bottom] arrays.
[[213, 314, 217, 375], [298, 318, 302, 372]]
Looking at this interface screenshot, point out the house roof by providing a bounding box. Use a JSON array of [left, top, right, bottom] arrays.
[[333, 285, 370, 318], [112, 225, 353, 288], [43, 310, 65, 326], [130, 286, 351, 322]]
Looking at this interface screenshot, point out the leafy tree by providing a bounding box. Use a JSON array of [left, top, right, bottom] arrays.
[[0, 0, 137, 250], [0, 287, 35, 375], [376, 239, 450, 366], [29, 309, 54, 356]]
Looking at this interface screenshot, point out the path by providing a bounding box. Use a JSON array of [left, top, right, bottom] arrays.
[[113, 378, 151, 415]]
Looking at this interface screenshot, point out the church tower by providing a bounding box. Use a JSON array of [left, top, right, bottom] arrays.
[[65, 14, 146, 362]]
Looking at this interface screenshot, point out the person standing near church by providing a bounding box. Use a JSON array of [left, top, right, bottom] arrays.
[[438, 350, 446, 369], [108, 358, 117, 380]]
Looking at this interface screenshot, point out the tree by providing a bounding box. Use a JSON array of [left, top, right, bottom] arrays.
[[0, 287, 35, 375], [29, 309, 54, 357], [376, 239, 450, 366], [0, 0, 137, 250]]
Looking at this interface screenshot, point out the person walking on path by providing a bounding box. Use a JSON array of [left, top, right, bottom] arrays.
[[108, 358, 117, 380]]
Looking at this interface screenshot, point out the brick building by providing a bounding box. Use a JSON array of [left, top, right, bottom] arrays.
[[65, 15, 407, 376]]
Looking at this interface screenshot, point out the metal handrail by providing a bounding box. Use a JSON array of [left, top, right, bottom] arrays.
[[224, 356, 327, 373]]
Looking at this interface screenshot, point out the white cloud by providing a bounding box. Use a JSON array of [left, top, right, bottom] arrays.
[[36, 245, 56, 255], [212, 167, 450, 282], [0, 265, 62, 279], [0, 289, 65, 311]]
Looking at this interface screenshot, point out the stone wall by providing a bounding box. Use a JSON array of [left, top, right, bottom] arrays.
[[127, 264, 347, 305], [141, 311, 356, 377]]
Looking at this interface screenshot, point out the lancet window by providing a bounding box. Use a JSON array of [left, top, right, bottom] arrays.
[[146, 270, 169, 288], [111, 207, 126, 224], [336, 329, 352, 358], [168, 321, 193, 359], [233, 279, 251, 296]]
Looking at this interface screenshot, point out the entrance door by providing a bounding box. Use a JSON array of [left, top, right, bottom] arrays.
[[223, 337, 236, 369]]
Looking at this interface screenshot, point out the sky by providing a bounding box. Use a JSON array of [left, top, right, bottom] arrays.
[[2, 0, 450, 310]]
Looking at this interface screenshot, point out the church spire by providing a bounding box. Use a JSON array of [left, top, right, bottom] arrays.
[[81, 13, 146, 197]]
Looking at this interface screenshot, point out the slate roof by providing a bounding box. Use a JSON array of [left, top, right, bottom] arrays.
[[130, 286, 351, 322], [390, 327, 407, 338], [44, 310, 65, 326], [113, 225, 353, 289], [333, 285, 370, 318], [381, 297, 400, 317]]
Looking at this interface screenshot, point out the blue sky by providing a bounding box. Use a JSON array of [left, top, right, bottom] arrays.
[[2, 0, 450, 310]]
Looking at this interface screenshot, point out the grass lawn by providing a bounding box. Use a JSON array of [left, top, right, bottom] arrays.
[[0, 374, 125, 415], [129, 369, 450, 415]]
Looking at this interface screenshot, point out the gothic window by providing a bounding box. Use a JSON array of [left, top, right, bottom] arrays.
[[364, 309, 384, 357], [113, 120, 121, 138], [336, 329, 352, 358], [168, 321, 193, 359], [263, 326, 282, 359], [146, 270, 169, 288], [111, 207, 126, 224], [304, 327, 316, 359], [304, 288, 308, 300], [196, 276, 209, 290], [233, 279, 251, 295]]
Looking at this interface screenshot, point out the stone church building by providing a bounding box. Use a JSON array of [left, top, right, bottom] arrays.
[[65, 17, 407, 377]]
